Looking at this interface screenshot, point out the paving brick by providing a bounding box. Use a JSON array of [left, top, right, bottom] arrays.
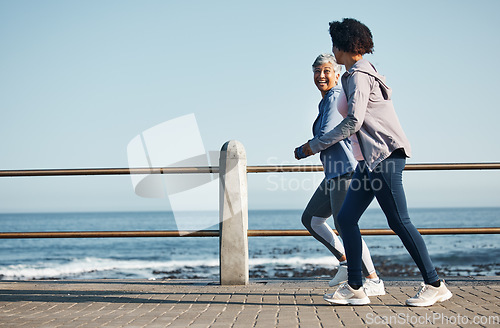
[[0, 278, 498, 327]]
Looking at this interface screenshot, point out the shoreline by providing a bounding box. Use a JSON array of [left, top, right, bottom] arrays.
[[150, 260, 499, 280]]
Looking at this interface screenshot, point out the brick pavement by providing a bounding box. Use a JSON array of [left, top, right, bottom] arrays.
[[0, 277, 498, 327]]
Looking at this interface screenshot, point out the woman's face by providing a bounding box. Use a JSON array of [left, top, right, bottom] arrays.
[[314, 62, 339, 96]]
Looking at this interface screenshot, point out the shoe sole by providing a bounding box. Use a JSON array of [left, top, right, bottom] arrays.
[[406, 291, 453, 307], [324, 296, 370, 305]]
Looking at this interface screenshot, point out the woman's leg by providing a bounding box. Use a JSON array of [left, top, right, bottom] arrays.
[[337, 162, 376, 287], [370, 153, 439, 285], [329, 175, 376, 278], [302, 178, 345, 260]]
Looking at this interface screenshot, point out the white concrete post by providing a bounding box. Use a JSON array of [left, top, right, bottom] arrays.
[[219, 140, 249, 285]]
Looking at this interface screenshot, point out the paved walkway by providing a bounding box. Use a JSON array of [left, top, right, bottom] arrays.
[[0, 277, 499, 327]]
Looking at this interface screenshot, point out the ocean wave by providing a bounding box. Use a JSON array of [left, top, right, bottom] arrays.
[[0, 256, 342, 280], [0, 257, 218, 280], [249, 256, 339, 267]]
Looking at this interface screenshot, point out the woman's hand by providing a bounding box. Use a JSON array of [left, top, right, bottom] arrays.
[[294, 142, 313, 160]]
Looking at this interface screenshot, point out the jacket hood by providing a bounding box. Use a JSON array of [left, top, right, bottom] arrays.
[[348, 58, 392, 100]]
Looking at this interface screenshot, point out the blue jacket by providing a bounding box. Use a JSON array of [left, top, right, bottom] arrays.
[[312, 85, 357, 179]]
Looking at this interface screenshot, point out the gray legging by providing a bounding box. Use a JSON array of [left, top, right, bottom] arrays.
[[301, 175, 376, 277]]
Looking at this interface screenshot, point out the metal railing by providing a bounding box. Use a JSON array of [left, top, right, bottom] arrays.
[[1, 162, 499, 177], [1, 139, 499, 284], [2, 228, 499, 240], [1, 162, 499, 239]]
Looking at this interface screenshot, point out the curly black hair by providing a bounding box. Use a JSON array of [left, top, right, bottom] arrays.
[[329, 18, 374, 55]]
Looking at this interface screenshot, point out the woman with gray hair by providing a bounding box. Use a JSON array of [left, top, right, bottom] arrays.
[[295, 53, 384, 296]]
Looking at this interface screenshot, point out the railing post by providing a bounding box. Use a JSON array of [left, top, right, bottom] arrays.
[[219, 140, 249, 285]]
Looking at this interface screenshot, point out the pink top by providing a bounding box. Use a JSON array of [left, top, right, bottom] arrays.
[[337, 90, 364, 161]]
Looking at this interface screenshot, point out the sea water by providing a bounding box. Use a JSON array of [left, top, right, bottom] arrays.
[[0, 208, 498, 280]]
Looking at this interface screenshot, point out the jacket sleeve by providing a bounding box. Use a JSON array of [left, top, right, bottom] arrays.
[[309, 72, 371, 154]]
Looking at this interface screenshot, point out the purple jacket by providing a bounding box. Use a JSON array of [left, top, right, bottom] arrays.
[[309, 58, 411, 171]]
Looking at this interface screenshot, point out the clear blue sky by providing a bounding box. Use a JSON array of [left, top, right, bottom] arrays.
[[1, 0, 499, 213]]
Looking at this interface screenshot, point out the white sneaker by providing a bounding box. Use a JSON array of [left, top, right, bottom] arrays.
[[324, 282, 370, 305], [328, 265, 348, 287], [406, 281, 452, 307], [363, 279, 385, 296]]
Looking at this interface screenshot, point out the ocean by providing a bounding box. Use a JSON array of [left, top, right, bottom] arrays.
[[0, 208, 498, 280]]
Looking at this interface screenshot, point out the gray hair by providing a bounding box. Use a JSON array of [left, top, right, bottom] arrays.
[[312, 53, 342, 74]]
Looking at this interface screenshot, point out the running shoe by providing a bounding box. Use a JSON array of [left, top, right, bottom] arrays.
[[363, 279, 385, 296], [324, 282, 370, 305], [406, 281, 452, 307], [328, 265, 348, 287]]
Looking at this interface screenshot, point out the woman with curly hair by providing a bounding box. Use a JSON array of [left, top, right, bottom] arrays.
[[295, 18, 452, 306]]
